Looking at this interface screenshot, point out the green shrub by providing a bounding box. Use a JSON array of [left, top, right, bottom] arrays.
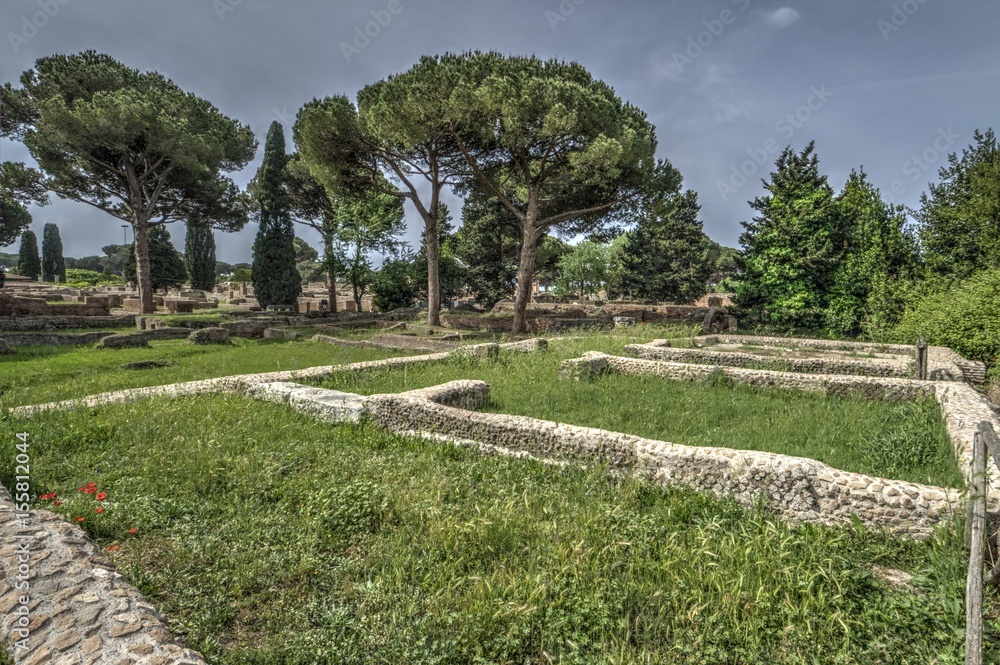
[[371, 259, 418, 312], [892, 269, 1000, 370], [65, 268, 125, 288]]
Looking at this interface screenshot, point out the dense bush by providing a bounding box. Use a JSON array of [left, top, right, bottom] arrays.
[[371, 259, 419, 312], [893, 269, 1000, 380], [64, 268, 124, 288]]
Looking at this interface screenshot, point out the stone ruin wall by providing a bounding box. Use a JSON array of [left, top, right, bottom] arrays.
[[625, 344, 913, 379], [1, 335, 992, 662], [361, 381, 961, 539], [0, 315, 136, 332], [560, 351, 1000, 495]]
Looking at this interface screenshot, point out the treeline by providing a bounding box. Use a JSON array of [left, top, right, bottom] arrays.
[[1, 50, 996, 367], [0, 50, 717, 331], [732, 132, 999, 379]]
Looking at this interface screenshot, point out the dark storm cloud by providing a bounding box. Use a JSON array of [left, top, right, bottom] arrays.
[[2, 0, 999, 262]]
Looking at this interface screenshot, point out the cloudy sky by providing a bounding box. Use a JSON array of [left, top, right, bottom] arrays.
[[2, 0, 998, 264]]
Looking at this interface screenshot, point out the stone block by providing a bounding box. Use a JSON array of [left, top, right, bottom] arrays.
[[263, 328, 298, 340], [559, 353, 611, 381], [188, 327, 231, 345], [164, 299, 196, 314], [455, 342, 500, 361], [96, 333, 150, 349]]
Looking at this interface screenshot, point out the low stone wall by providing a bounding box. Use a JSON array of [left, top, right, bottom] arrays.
[[625, 343, 911, 378], [566, 352, 935, 401], [561, 352, 1000, 495], [0, 485, 206, 663], [2, 327, 193, 348], [693, 334, 976, 383], [4, 331, 110, 347], [695, 334, 914, 354], [0, 293, 111, 317], [236, 379, 959, 539], [0, 315, 136, 332]]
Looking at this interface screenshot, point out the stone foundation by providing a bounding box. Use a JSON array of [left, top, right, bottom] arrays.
[[625, 343, 912, 378], [0, 316, 136, 332], [560, 352, 1000, 494]]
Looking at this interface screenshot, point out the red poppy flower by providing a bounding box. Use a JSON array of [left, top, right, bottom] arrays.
[[75, 517, 84, 523], [79, 485, 97, 494], [128, 528, 138, 534], [39, 492, 56, 500], [94, 507, 104, 514], [106, 545, 120, 553], [52, 500, 62, 506], [95, 492, 107, 501]]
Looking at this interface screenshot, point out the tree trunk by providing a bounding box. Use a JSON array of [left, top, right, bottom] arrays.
[[426, 213, 441, 327], [132, 219, 155, 314], [351, 247, 362, 312], [324, 235, 337, 314], [426, 188, 441, 327], [512, 224, 539, 334]]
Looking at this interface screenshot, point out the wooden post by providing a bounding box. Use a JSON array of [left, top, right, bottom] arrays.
[[981, 422, 1000, 477], [916, 338, 928, 380], [966, 430, 986, 665]]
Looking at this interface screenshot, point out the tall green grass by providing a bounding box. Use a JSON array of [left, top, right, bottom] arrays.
[[0, 396, 985, 664], [0, 338, 405, 408], [314, 338, 962, 487]]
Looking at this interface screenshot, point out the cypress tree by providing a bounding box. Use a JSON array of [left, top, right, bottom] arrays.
[[454, 186, 520, 308], [734, 142, 844, 329], [41, 223, 66, 283], [125, 225, 187, 290], [251, 122, 301, 308], [610, 190, 711, 303], [16, 229, 41, 281], [185, 224, 217, 290]]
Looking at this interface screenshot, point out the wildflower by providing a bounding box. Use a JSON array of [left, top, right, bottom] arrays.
[[52, 500, 62, 506], [39, 492, 56, 500], [128, 528, 138, 534], [75, 517, 84, 523], [106, 545, 120, 553], [95, 492, 107, 501], [94, 507, 104, 514]]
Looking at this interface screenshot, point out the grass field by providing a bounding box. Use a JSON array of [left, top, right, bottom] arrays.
[[0, 323, 694, 408], [312, 338, 962, 487], [1, 396, 983, 664], [0, 337, 406, 408]]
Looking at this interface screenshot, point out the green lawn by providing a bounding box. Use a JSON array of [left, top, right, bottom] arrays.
[[312, 337, 962, 488], [0, 337, 407, 408], [1, 396, 982, 664]]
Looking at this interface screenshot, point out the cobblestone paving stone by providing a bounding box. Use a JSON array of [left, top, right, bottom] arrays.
[[0, 485, 206, 664]]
